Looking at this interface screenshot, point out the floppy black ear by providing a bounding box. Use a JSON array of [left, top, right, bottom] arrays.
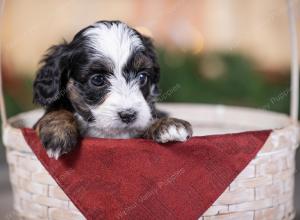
[[33, 42, 70, 106], [141, 35, 160, 84]]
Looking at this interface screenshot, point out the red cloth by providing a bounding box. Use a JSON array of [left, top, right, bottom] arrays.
[[22, 128, 271, 220]]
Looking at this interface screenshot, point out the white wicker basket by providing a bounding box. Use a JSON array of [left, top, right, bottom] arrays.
[[2, 104, 300, 220], [0, 0, 299, 219]]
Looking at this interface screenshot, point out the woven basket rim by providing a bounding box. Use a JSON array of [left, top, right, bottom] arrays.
[[8, 103, 292, 128], [3, 104, 298, 152]]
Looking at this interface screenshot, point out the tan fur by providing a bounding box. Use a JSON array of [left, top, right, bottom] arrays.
[[35, 109, 79, 158], [133, 53, 152, 69]]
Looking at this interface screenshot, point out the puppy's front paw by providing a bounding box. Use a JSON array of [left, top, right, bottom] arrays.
[[145, 117, 193, 143], [36, 110, 79, 159], [40, 128, 78, 160]]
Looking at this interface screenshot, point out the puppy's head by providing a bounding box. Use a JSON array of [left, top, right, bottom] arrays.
[[34, 21, 160, 135]]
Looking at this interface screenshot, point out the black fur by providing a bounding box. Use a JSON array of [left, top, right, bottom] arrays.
[[33, 42, 71, 106]]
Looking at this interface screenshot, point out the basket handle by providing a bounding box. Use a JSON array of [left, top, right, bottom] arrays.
[[0, 0, 299, 130], [287, 0, 299, 123], [0, 0, 6, 131]]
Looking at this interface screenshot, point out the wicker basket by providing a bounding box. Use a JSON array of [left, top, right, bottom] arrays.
[[2, 104, 299, 220]]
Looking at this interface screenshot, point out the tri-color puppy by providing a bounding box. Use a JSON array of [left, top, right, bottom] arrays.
[[33, 20, 193, 159]]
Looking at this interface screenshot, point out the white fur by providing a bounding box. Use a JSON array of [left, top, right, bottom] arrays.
[[158, 125, 189, 143], [86, 80, 152, 138], [80, 22, 152, 138], [47, 149, 62, 160], [84, 22, 143, 72]]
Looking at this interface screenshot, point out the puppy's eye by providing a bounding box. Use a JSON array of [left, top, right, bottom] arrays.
[[90, 74, 105, 87], [138, 72, 148, 87]]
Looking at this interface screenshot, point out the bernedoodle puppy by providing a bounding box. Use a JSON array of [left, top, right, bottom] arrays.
[[33, 20, 193, 159]]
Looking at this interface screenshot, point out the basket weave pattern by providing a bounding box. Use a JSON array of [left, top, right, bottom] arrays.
[[201, 126, 297, 220], [5, 124, 298, 220]]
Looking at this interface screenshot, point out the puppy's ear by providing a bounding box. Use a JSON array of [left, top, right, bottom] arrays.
[[141, 35, 160, 84], [33, 42, 70, 106], [140, 35, 161, 99]]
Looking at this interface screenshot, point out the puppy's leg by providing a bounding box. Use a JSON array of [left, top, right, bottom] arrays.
[[35, 109, 79, 159], [144, 117, 193, 143]]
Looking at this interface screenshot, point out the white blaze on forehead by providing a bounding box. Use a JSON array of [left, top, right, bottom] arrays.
[[84, 22, 143, 72]]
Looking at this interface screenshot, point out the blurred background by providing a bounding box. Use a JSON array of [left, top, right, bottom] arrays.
[[0, 0, 300, 218]]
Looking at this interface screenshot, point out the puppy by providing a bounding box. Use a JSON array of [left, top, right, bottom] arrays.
[[33, 21, 193, 159]]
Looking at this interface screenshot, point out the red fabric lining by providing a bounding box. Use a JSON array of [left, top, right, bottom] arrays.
[[22, 128, 271, 220]]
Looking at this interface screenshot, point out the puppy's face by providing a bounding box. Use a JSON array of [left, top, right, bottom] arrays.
[[34, 21, 160, 137]]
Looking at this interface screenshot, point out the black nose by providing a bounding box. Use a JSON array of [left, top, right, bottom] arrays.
[[118, 109, 137, 124]]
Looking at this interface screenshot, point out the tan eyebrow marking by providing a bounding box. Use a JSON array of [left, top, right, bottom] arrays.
[[133, 53, 153, 69]]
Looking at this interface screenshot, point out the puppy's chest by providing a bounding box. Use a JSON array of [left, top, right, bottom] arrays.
[[84, 127, 141, 139]]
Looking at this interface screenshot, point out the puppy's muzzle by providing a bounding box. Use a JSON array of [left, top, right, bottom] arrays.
[[118, 109, 137, 124]]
